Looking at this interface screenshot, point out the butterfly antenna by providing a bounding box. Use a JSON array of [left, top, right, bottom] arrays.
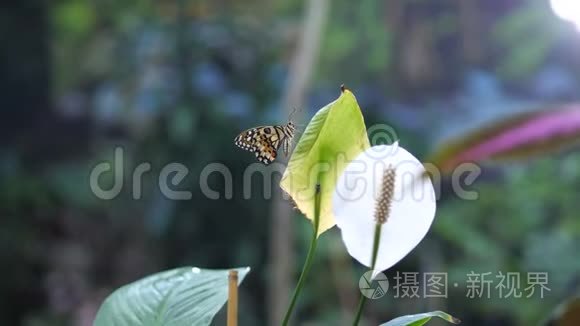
[[288, 107, 297, 121], [289, 106, 307, 121]]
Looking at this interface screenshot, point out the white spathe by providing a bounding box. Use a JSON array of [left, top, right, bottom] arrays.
[[332, 143, 436, 277]]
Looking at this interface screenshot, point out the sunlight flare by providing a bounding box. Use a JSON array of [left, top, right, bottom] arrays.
[[551, 0, 580, 30]]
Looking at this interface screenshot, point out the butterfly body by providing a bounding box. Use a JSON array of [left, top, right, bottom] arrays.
[[235, 121, 296, 164]]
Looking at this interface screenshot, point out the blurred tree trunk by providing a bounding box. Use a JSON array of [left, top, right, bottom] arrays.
[[459, 0, 485, 65], [0, 2, 50, 323], [0, 1, 93, 164], [0, 0, 50, 147], [385, 0, 403, 37], [268, 0, 329, 324]]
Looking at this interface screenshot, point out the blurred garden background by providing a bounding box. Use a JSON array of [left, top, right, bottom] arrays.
[[2, 0, 580, 325]]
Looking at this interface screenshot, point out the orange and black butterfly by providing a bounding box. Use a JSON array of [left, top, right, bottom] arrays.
[[234, 120, 296, 165]]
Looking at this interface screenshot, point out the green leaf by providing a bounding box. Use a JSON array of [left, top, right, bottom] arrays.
[[280, 87, 370, 236], [94, 266, 250, 326], [491, 1, 555, 80], [380, 311, 461, 326], [53, 1, 96, 38]]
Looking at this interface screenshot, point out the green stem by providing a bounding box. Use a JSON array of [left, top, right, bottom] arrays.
[[282, 184, 321, 326], [352, 223, 382, 326]]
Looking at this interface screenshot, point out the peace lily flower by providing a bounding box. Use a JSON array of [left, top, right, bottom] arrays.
[[332, 143, 436, 277]]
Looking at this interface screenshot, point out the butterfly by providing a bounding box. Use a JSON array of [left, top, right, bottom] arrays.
[[234, 121, 296, 165]]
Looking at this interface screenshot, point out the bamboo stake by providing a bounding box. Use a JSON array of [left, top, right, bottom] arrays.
[[227, 270, 238, 326]]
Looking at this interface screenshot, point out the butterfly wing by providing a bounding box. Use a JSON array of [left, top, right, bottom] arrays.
[[254, 137, 278, 164], [234, 128, 259, 152], [235, 126, 286, 164]]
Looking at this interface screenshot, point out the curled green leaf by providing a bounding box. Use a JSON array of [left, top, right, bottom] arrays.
[[281, 87, 370, 236]]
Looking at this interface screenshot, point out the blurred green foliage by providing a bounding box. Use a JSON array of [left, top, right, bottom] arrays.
[[2, 0, 579, 325]]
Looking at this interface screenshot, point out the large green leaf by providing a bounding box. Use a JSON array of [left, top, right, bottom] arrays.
[[94, 266, 250, 326], [380, 311, 461, 326], [280, 87, 370, 236]]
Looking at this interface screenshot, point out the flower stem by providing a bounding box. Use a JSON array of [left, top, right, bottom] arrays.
[[282, 184, 321, 326], [352, 223, 382, 326]]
